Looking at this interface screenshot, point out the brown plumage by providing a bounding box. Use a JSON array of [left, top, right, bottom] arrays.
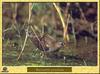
[[30, 34, 63, 53]]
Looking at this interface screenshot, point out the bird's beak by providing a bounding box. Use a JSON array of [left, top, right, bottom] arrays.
[[58, 42, 64, 47]]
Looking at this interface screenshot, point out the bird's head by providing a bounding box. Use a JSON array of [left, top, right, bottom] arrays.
[[55, 42, 64, 48]]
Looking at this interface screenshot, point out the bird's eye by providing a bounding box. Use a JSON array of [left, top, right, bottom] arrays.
[[58, 42, 64, 46]]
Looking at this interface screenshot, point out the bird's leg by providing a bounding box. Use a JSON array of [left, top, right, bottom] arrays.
[[32, 48, 38, 57], [84, 36, 88, 44], [63, 56, 66, 64], [40, 51, 48, 65], [40, 51, 47, 59], [40, 52, 44, 59]]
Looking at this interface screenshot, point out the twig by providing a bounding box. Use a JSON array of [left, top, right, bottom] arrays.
[[53, 3, 69, 42], [17, 3, 33, 60], [83, 59, 87, 66], [53, 3, 65, 28], [30, 26, 45, 52], [30, 26, 47, 60], [76, 3, 89, 44], [3, 27, 13, 33], [28, 3, 33, 24], [70, 16, 77, 46], [17, 27, 29, 60], [76, 3, 87, 22]]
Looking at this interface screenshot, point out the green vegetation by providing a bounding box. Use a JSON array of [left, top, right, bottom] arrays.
[[2, 3, 97, 66]]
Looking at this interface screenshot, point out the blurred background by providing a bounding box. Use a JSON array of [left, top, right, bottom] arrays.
[[2, 2, 97, 66]]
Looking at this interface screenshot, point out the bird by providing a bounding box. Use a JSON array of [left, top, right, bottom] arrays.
[[29, 33, 85, 62], [29, 33, 63, 53]]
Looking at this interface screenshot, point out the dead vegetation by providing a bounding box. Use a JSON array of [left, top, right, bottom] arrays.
[[2, 2, 97, 66]]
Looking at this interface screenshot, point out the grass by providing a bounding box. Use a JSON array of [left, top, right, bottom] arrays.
[[2, 37, 97, 66], [2, 2, 97, 66]]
